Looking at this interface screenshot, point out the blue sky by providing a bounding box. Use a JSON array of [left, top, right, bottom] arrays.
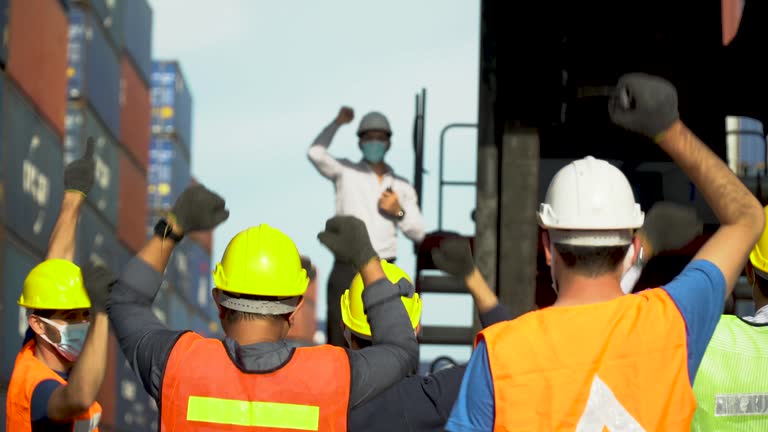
[[148, 0, 481, 361]]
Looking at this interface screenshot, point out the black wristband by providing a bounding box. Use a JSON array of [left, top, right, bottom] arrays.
[[154, 219, 184, 242]]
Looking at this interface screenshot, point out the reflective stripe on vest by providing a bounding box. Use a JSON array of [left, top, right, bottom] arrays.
[[691, 315, 768, 431], [161, 332, 351, 431], [6, 340, 102, 432], [187, 396, 320, 430], [478, 288, 696, 431]]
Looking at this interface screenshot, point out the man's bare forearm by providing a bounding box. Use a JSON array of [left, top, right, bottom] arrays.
[[658, 121, 762, 230], [46, 192, 85, 261]]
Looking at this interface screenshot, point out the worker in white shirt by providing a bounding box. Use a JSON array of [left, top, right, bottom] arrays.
[[308, 106, 426, 346]]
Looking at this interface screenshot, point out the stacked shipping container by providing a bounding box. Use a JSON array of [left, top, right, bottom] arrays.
[[148, 60, 223, 340], [1, 3, 70, 422]]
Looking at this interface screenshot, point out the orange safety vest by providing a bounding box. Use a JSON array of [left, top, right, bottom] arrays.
[[161, 332, 351, 431], [6, 339, 102, 432], [478, 288, 696, 431]]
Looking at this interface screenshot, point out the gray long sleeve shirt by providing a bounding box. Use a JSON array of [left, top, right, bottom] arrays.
[[106, 256, 419, 410]]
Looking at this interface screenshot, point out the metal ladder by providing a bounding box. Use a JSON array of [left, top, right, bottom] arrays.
[[411, 97, 479, 345]]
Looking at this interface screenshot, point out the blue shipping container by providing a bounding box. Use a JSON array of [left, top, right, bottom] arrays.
[[0, 0, 8, 65], [71, 0, 123, 50], [76, 203, 120, 271], [115, 354, 158, 432], [148, 136, 191, 210], [168, 291, 192, 331], [151, 61, 193, 153], [0, 238, 42, 385], [122, 0, 152, 85], [68, 5, 121, 139], [65, 104, 121, 226], [187, 239, 213, 314], [4, 84, 65, 256]]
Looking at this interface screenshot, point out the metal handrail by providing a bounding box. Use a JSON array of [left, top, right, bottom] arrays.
[[438, 123, 478, 230]]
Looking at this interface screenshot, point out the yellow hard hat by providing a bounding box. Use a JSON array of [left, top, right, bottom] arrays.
[[749, 205, 768, 274], [18, 260, 91, 310], [341, 260, 422, 338], [212, 224, 309, 297]]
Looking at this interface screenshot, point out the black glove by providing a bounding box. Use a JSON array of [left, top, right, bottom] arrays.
[[432, 237, 475, 279], [82, 262, 117, 313], [641, 202, 703, 254], [64, 137, 95, 195], [317, 216, 377, 270], [609, 73, 679, 139], [170, 184, 230, 233]]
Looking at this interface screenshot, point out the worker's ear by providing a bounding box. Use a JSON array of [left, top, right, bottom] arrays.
[[28, 314, 47, 337], [211, 288, 225, 319], [288, 296, 305, 327], [745, 261, 756, 288], [543, 231, 552, 266], [414, 323, 421, 339]]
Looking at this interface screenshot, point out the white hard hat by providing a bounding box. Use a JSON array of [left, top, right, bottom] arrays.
[[357, 112, 392, 137], [537, 156, 644, 246]]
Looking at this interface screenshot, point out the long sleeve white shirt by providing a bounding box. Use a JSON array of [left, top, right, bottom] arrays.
[[308, 121, 426, 259]]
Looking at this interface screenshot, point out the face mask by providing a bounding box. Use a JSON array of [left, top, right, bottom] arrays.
[[36, 316, 89, 362], [619, 244, 640, 294], [361, 140, 388, 164], [550, 242, 558, 294]]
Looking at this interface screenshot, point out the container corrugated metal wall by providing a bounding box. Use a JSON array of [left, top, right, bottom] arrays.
[[68, 4, 121, 139], [120, 56, 150, 169], [168, 291, 192, 331], [76, 203, 120, 270], [147, 136, 190, 210], [0, 235, 42, 387], [122, 0, 152, 85], [151, 60, 192, 155], [65, 102, 121, 227], [71, 0, 123, 51], [4, 82, 65, 256], [7, 0, 69, 137], [0, 0, 8, 65], [117, 151, 148, 253], [115, 352, 158, 432], [187, 239, 213, 315]]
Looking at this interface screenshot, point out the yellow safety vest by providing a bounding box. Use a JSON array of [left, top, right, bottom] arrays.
[[692, 315, 768, 431]]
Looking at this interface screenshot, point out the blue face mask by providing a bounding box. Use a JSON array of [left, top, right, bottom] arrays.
[[37, 316, 90, 362], [361, 140, 388, 164]]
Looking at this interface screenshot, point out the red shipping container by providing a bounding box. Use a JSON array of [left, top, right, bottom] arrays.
[[118, 152, 148, 253], [6, 0, 68, 137], [120, 56, 150, 169], [94, 333, 119, 427]]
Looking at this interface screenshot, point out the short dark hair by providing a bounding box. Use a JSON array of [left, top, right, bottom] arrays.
[[221, 308, 291, 325], [219, 292, 293, 324], [754, 270, 768, 299], [31, 309, 57, 319], [554, 244, 630, 277]]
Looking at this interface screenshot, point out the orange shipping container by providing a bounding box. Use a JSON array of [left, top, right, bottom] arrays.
[[120, 56, 151, 169], [118, 152, 148, 253], [6, 0, 68, 137]]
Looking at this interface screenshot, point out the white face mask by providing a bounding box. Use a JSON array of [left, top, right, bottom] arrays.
[[619, 244, 641, 294], [36, 316, 90, 362]]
